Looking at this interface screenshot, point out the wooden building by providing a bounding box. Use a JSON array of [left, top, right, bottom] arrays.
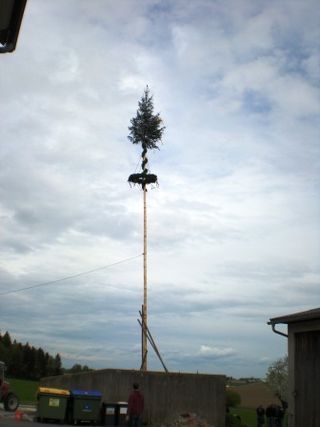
[[269, 308, 320, 427]]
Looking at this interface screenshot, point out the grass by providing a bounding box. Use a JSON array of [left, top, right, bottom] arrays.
[[7, 378, 39, 404], [230, 407, 288, 427], [230, 407, 256, 427], [228, 382, 288, 427]]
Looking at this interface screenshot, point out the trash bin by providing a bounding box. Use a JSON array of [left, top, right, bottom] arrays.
[[102, 402, 118, 426], [37, 387, 70, 423], [71, 389, 102, 424], [117, 402, 128, 427]]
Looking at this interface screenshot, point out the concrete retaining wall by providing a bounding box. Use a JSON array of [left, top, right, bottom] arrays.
[[41, 368, 225, 427]]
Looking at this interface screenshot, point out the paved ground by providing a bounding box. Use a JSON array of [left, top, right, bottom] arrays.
[[0, 405, 37, 425], [0, 406, 105, 426], [0, 419, 62, 427], [0, 405, 59, 426]]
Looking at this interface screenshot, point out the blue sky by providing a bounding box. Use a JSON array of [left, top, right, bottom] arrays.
[[0, 0, 319, 378]]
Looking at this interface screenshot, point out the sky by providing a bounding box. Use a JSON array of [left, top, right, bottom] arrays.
[[0, 0, 319, 378]]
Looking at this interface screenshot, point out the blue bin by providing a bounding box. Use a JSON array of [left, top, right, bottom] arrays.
[[71, 389, 102, 424]]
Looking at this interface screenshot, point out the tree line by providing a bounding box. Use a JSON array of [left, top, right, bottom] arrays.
[[0, 331, 92, 380], [0, 331, 62, 380]]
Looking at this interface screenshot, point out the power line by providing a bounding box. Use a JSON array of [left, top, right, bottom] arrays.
[[0, 254, 142, 296]]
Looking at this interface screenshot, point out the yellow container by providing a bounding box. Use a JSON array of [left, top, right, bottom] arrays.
[[37, 387, 70, 422], [38, 387, 70, 396]]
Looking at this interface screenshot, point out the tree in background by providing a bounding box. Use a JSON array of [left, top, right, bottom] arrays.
[[64, 364, 92, 374], [265, 355, 288, 403], [36, 347, 47, 378], [10, 341, 23, 377], [2, 332, 12, 348], [0, 331, 63, 380], [54, 354, 62, 376]]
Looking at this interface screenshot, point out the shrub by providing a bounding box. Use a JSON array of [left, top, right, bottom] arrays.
[[226, 389, 241, 407], [226, 413, 246, 427]]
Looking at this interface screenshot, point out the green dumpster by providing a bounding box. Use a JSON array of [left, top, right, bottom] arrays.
[[71, 389, 102, 424], [102, 402, 118, 426], [37, 387, 70, 423], [117, 402, 128, 427]]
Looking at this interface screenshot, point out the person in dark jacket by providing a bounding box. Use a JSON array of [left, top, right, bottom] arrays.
[[126, 383, 144, 427], [266, 404, 281, 427], [266, 405, 274, 427], [256, 405, 265, 426]]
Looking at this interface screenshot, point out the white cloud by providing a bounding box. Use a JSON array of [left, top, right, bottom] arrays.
[[199, 345, 236, 358], [0, 0, 319, 378]]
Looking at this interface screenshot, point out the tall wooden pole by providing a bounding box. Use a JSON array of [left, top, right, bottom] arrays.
[[128, 87, 164, 372], [142, 185, 148, 371]]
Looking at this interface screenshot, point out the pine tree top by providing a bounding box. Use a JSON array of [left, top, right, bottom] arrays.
[[128, 86, 165, 150]]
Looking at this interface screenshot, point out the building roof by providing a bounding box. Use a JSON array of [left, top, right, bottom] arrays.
[[269, 308, 320, 325], [0, 0, 27, 53]]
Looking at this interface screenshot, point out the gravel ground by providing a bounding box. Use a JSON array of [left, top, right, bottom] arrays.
[[0, 406, 105, 426]]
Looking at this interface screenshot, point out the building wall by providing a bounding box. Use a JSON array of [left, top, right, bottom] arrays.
[[288, 319, 320, 427], [40, 368, 226, 427]]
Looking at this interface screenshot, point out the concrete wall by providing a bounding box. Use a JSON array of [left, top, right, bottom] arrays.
[[41, 368, 226, 427]]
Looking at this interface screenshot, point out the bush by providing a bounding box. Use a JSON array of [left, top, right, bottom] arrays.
[[226, 389, 241, 407], [226, 413, 247, 427]]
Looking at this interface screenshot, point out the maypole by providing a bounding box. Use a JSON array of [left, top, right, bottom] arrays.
[[128, 86, 165, 371]]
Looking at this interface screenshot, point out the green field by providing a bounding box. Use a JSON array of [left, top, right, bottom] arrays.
[[230, 407, 288, 427], [228, 382, 288, 427], [230, 407, 256, 427], [7, 378, 39, 404]]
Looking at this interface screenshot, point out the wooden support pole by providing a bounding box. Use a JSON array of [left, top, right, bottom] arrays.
[[138, 312, 168, 373]]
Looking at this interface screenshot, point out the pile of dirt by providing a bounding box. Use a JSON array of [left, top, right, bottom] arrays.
[[156, 413, 212, 427]]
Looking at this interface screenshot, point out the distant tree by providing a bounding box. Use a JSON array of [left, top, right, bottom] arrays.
[[53, 354, 62, 376], [22, 342, 36, 379], [0, 331, 93, 379], [9, 341, 23, 377], [69, 364, 83, 374], [265, 355, 288, 402], [30, 346, 37, 378], [45, 352, 57, 377], [64, 364, 93, 374], [2, 331, 12, 348], [36, 347, 47, 378]]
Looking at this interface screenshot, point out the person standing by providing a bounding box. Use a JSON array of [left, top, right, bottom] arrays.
[[256, 405, 265, 426], [266, 405, 273, 427], [126, 383, 144, 427]]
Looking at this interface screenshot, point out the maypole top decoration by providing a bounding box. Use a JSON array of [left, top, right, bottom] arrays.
[[128, 86, 165, 187]]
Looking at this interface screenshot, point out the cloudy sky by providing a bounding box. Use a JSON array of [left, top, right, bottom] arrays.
[[1, 0, 319, 378]]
